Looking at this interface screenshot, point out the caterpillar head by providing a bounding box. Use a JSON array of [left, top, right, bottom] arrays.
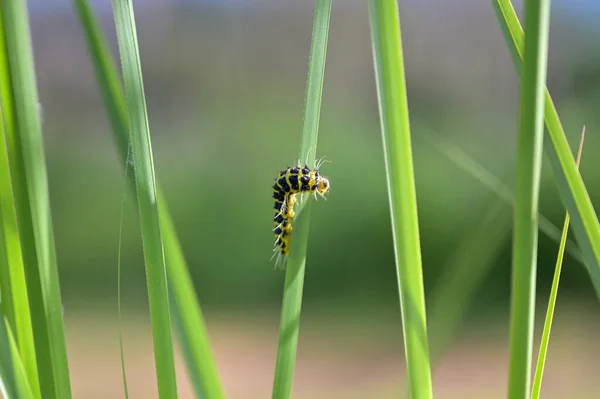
[[316, 175, 330, 198]]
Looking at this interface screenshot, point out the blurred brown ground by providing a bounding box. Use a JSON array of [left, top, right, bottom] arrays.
[[62, 301, 599, 399]]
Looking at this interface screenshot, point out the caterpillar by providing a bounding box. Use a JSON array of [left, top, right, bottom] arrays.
[[271, 161, 330, 268]]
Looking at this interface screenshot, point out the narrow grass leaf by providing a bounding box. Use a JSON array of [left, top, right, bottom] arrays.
[[506, 0, 551, 397], [0, 79, 40, 399], [369, 1, 433, 397], [0, 311, 19, 399], [116, 144, 131, 399], [111, 1, 178, 397], [493, 0, 600, 298], [1, 1, 71, 398], [531, 126, 586, 399], [272, 1, 331, 398], [74, 1, 225, 397], [0, 316, 35, 399]]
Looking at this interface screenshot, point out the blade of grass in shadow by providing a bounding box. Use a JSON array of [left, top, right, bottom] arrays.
[[506, 0, 551, 397], [111, 1, 178, 397], [493, 0, 600, 298], [116, 144, 132, 399], [73, 1, 225, 397], [419, 125, 584, 265], [271, 1, 331, 397], [428, 197, 512, 363], [531, 126, 586, 399], [369, 1, 433, 397], [1, 1, 71, 397], [0, 78, 40, 399], [0, 165, 15, 335], [418, 121, 582, 369]]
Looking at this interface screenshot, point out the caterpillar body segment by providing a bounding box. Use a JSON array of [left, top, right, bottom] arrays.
[[271, 161, 330, 268]]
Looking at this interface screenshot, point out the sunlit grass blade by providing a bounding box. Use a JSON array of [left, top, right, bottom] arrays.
[[1, 1, 71, 398], [369, 1, 432, 397], [493, 0, 600, 298], [428, 197, 512, 362], [0, 311, 19, 399], [0, 315, 35, 399], [0, 65, 40, 399], [73, 1, 225, 397], [505, 0, 551, 397], [420, 125, 584, 265], [1, 101, 40, 399], [111, 0, 179, 397], [271, 1, 331, 398], [531, 126, 586, 399]]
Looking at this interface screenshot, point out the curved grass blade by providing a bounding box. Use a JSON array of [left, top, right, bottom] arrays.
[[1, 1, 71, 397], [493, 0, 600, 298], [505, 0, 551, 397], [531, 126, 586, 399], [111, 0, 179, 397], [73, 1, 225, 397], [369, 1, 432, 397], [271, 1, 332, 398]]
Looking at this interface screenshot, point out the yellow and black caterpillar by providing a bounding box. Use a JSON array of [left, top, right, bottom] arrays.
[[272, 163, 330, 267]]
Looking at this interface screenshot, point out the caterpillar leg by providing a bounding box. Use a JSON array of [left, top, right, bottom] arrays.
[[298, 192, 306, 205], [314, 190, 328, 201]]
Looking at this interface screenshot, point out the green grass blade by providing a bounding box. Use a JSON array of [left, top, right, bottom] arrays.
[[159, 204, 224, 399], [506, 0, 551, 397], [111, 1, 178, 397], [0, 99, 40, 399], [0, 315, 35, 399], [0, 309, 18, 399], [368, 1, 432, 397], [72, 0, 129, 152], [493, 0, 600, 298], [0, 178, 15, 334], [73, 1, 225, 397], [116, 146, 131, 399], [0, 23, 41, 392], [1, 1, 71, 398], [271, 1, 331, 398], [531, 126, 586, 399]]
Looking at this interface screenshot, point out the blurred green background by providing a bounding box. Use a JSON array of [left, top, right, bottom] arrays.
[[26, 0, 600, 397]]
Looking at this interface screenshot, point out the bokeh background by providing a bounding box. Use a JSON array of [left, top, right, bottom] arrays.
[[24, 0, 600, 397]]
